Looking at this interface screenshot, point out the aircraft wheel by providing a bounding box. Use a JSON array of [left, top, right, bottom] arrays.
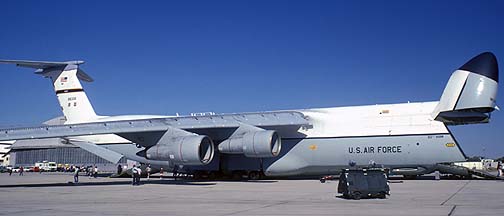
[[232, 171, 243, 181], [193, 171, 203, 180], [208, 171, 219, 180], [378, 192, 387, 199], [248, 171, 261, 180], [352, 191, 361, 200], [403, 175, 417, 180]]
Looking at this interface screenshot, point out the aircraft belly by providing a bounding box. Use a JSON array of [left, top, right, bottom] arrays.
[[264, 134, 465, 176]]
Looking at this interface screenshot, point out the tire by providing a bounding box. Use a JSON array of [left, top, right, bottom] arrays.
[[352, 191, 361, 200], [248, 171, 261, 180], [210, 171, 223, 180], [232, 171, 243, 181], [343, 193, 350, 199], [193, 171, 203, 180], [208, 172, 217, 180], [378, 192, 387, 199], [403, 175, 417, 180]]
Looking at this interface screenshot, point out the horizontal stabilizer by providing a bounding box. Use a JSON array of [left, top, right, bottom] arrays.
[[0, 140, 15, 145], [0, 59, 84, 69], [0, 59, 93, 82], [71, 140, 124, 164]]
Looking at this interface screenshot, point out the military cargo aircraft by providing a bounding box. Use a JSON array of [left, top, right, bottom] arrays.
[[0, 52, 499, 179]]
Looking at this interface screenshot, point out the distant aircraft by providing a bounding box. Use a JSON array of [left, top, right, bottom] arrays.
[[0, 52, 499, 179]]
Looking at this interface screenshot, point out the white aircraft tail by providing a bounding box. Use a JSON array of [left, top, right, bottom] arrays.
[[432, 52, 499, 125], [0, 60, 99, 123]]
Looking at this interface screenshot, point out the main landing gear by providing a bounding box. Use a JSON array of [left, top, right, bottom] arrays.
[[191, 170, 265, 181]]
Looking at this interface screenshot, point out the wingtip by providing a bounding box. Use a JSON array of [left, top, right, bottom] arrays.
[[66, 60, 85, 65], [459, 52, 499, 82]]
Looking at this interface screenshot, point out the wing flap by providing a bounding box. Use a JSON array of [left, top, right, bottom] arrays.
[[71, 140, 124, 164]]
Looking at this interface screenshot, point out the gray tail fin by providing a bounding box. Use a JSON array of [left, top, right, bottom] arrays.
[[431, 52, 499, 125]]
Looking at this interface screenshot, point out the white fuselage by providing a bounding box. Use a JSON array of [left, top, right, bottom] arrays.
[[76, 102, 447, 144], [74, 101, 465, 175], [261, 101, 465, 176], [299, 101, 446, 138]]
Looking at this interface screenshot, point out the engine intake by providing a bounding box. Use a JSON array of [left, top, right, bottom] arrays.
[[144, 135, 214, 165], [218, 130, 281, 158]]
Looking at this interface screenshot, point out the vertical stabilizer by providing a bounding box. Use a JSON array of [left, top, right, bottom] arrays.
[[44, 64, 98, 123], [432, 52, 499, 125], [0, 60, 99, 123]]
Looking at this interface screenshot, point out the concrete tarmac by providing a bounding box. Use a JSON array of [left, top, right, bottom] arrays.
[[0, 173, 503, 216]]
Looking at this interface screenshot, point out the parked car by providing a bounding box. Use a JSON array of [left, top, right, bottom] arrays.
[[11, 166, 20, 173], [35, 161, 57, 172], [0, 166, 9, 173], [26, 166, 40, 172], [32, 166, 40, 172]]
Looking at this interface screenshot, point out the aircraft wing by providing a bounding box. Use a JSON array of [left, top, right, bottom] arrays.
[[0, 111, 308, 164], [0, 111, 309, 143]]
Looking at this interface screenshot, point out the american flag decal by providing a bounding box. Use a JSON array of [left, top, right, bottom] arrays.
[[60, 77, 68, 82]]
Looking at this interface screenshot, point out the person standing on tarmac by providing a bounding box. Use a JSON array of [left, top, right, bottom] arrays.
[[135, 166, 142, 185], [132, 165, 139, 186], [74, 166, 80, 183], [93, 165, 98, 178], [131, 165, 136, 186], [146, 164, 151, 180], [497, 161, 503, 177], [88, 166, 93, 178], [173, 165, 178, 180]]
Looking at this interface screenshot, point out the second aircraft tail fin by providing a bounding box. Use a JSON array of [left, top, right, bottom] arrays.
[[431, 52, 499, 125], [0, 60, 99, 123]]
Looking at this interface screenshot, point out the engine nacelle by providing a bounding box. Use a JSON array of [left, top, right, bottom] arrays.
[[144, 135, 214, 165], [218, 130, 281, 158]]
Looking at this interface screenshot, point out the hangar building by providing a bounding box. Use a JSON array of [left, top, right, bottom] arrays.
[[6, 117, 126, 171]]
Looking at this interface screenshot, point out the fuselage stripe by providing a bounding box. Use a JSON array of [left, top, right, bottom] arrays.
[[56, 88, 84, 94], [282, 133, 451, 140]]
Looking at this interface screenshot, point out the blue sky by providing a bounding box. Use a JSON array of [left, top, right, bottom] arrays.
[[0, 1, 503, 158]]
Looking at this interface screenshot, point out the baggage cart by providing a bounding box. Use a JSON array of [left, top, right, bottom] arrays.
[[337, 168, 390, 199]]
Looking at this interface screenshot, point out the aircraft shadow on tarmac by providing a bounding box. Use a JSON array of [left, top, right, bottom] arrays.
[[0, 178, 278, 188], [0, 179, 217, 188], [333, 195, 389, 200]]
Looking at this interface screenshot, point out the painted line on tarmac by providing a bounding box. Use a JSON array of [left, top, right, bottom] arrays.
[[447, 205, 457, 216], [440, 180, 471, 206]]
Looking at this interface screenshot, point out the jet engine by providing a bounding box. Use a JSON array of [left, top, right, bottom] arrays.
[[143, 135, 214, 165], [218, 130, 281, 158]]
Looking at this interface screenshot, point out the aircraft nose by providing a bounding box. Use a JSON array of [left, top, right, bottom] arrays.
[[459, 52, 499, 82]]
